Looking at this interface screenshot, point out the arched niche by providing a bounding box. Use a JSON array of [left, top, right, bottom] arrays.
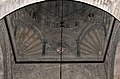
[[0, 0, 120, 79]]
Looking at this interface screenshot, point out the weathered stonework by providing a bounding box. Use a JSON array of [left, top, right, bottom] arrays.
[[1, 0, 120, 21], [0, 0, 120, 79], [113, 20, 120, 79], [0, 46, 3, 79], [6, 1, 113, 62], [0, 18, 12, 79], [114, 42, 120, 79]]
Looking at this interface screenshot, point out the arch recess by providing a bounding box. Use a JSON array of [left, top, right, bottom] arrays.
[[0, 0, 120, 79], [0, 0, 120, 21]]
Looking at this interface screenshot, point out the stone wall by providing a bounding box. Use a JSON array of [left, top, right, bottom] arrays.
[[0, 46, 3, 79], [113, 20, 120, 79], [1, 0, 120, 21], [0, 0, 120, 79], [114, 42, 120, 79]]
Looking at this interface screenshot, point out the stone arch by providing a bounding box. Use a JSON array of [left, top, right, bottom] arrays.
[[0, 0, 120, 79], [0, 0, 120, 21]]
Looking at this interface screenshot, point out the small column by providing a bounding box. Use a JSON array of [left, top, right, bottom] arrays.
[[42, 41, 47, 56], [76, 39, 80, 57]]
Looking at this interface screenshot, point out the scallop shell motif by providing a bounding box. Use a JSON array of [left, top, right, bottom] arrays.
[[79, 24, 106, 56], [15, 26, 43, 57]]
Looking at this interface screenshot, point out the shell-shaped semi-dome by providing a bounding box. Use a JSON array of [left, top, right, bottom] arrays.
[[78, 24, 106, 57], [15, 25, 43, 58]]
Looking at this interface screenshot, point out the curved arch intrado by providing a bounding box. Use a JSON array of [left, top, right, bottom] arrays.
[[0, 0, 120, 21]]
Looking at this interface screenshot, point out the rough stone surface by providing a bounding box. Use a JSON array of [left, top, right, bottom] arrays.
[[114, 42, 120, 79], [0, 0, 120, 79], [7, 1, 112, 62], [0, 1, 117, 79], [0, 0, 120, 21], [12, 64, 60, 79], [0, 46, 3, 79]]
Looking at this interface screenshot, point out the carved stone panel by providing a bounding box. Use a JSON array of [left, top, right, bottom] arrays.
[[12, 64, 60, 79], [0, 1, 118, 79], [7, 1, 113, 62], [62, 64, 107, 79]]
